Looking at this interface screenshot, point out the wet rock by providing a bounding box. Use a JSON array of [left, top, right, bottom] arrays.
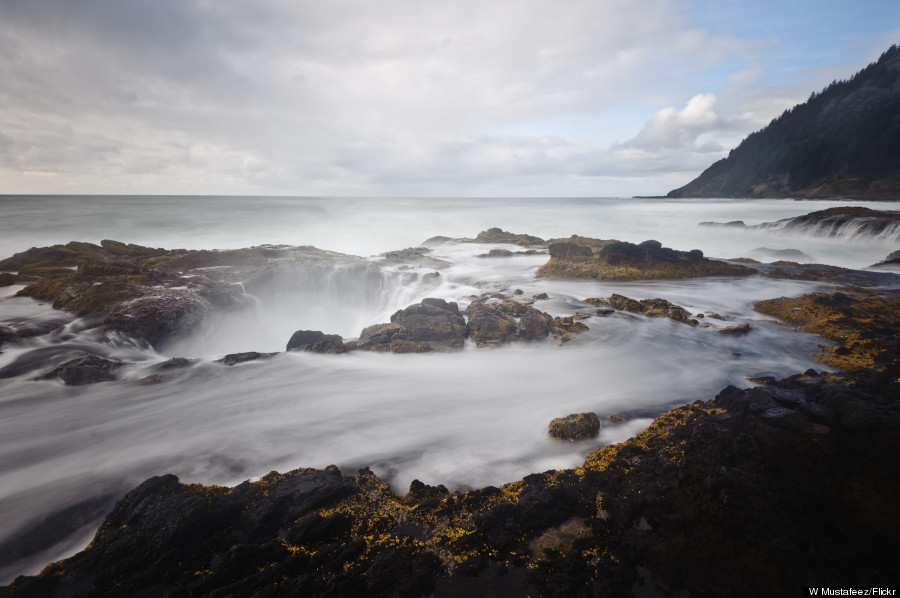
[[605, 414, 626, 425], [405, 479, 450, 505], [477, 248, 514, 258], [0, 273, 16, 286], [0, 241, 364, 349], [755, 290, 900, 378], [872, 249, 900, 268], [718, 324, 753, 335], [548, 412, 601, 440], [533, 292, 549, 300], [745, 247, 815, 263], [547, 242, 592, 258], [357, 298, 467, 353], [220, 352, 279, 365], [154, 357, 194, 370], [592, 294, 698, 326], [550, 317, 589, 343], [546, 234, 618, 249], [518, 309, 554, 340], [538, 238, 755, 281], [37, 354, 126, 385], [474, 227, 545, 246], [380, 247, 451, 269], [466, 300, 521, 345], [464, 297, 554, 346], [286, 330, 345, 354], [757, 207, 900, 238]]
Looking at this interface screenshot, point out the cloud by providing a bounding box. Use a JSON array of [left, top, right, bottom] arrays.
[[619, 94, 728, 152], [0, 0, 887, 196]]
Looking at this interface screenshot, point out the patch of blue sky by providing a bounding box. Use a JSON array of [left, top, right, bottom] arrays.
[[681, 0, 900, 85]]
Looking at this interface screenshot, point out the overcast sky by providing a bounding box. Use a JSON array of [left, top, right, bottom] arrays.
[[0, 0, 897, 197]]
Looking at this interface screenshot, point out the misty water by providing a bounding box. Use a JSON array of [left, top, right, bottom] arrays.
[[1, 195, 899, 583]]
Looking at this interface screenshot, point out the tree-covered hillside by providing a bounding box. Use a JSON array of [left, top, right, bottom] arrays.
[[668, 45, 900, 199]]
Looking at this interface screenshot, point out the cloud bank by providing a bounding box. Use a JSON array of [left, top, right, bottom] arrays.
[[0, 0, 892, 196]]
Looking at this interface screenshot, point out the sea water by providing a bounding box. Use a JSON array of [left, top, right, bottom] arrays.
[[0, 195, 898, 583]]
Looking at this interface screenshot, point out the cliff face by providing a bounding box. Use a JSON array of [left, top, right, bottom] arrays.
[[668, 45, 900, 200]]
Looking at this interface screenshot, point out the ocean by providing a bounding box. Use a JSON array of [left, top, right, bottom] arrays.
[[1, 194, 898, 583]]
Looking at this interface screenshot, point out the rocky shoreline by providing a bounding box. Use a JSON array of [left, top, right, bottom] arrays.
[[1, 223, 900, 596]]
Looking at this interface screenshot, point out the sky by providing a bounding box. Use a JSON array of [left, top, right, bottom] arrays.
[[0, 0, 897, 197]]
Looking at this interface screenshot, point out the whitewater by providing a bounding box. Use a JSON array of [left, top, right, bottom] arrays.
[[1, 195, 899, 584]]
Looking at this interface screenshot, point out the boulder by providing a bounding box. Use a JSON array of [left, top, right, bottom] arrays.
[[356, 298, 467, 352], [477, 249, 514, 258], [465, 297, 555, 345], [38, 354, 126, 385], [718, 324, 753, 336], [548, 412, 601, 440], [286, 330, 345, 354]]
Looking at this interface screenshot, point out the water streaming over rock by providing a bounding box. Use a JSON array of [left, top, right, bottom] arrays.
[[1, 195, 899, 583]]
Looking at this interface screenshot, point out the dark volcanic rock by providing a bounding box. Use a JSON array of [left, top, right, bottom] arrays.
[[548, 412, 601, 440], [37, 354, 126, 385], [286, 330, 345, 354], [219, 352, 279, 365], [477, 248, 514, 258], [757, 207, 900, 237], [718, 323, 753, 336], [590, 294, 698, 326], [0, 241, 364, 349], [538, 238, 755, 281], [547, 242, 593, 258], [465, 296, 557, 346], [357, 298, 467, 353], [474, 227, 544, 246], [872, 249, 900, 268]]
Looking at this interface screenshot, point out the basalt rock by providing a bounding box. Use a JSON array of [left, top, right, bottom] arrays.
[[465, 296, 556, 345], [549, 316, 589, 343], [286, 330, 345, 354], [36, 354, 126, 385], [589, 294, 698, 326], [0, 241, 367, 349], [379, 247, 451, 269], [718, 324, 753, 336], [357, 298, 467, 353], [547, 242, 593, 258], [871, 249, 900, 268], [219, 352, 279, 366], [476, 248, 514, 258], [546, 235, 619, 249], [538, 239, 755, 281], [755, 290, 900, 382], [548, 412, 601, 440], [473, 227, 545, 246]]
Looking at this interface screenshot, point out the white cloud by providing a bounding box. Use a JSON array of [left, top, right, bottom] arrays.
[[0, 0, 890, 196]]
